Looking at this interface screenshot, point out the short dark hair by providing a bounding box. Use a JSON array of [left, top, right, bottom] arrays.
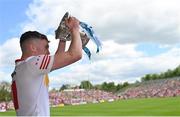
[[20, 31, 48, 47]]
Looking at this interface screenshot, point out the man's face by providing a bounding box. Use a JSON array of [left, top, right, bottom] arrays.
[[36, 39, 50, 55]]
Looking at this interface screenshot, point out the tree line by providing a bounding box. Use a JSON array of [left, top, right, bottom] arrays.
[[59, 80, 130, 93], [141, 65, 180, 81], [59, 65, 180, 92]]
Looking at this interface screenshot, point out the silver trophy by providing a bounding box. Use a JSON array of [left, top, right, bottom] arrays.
[[55, 12, 90, 48]]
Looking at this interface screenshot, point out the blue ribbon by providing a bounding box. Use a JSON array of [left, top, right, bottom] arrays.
[[83, 47, 91, 59], [80, 22, 102, 59]]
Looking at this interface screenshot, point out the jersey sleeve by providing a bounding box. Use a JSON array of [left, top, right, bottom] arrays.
[[28, 55, 54, 75]]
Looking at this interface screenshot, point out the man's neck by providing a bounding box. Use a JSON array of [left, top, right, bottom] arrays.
[[21, 53, 34, 60]]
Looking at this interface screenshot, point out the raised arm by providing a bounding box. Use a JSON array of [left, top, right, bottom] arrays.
[[57, 40, 66, 53], [51, 17, 82, 71]]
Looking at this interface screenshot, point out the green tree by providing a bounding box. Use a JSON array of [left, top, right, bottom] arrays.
[[80, 80, 93, 89], [122, 82, 129, 88], [173, 66, 180, 76], [59, 84, 69, 91], [164, 69, 174, 78], [94, 84, 101, 90], [107, 82, 116, 92], [116, 83, 123, 91], [101, 82, 108, 91], [151, 74, 159, 80], [100, 82, 116, 92], [144, 74, 151, 81], [0, 82, 11, 101]]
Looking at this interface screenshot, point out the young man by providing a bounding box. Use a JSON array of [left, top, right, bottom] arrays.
[[11, 17, 82, 116]]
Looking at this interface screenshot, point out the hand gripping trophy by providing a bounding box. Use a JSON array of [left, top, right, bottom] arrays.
[[55, 12, 102, 59]]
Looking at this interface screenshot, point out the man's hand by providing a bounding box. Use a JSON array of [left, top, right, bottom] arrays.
[[52, 15, 82, 71], [65, 17, 79, 32], [55, 12, 90, 48]]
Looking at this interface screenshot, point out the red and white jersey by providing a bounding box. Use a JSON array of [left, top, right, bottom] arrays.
[[11, 55, 54, 116]]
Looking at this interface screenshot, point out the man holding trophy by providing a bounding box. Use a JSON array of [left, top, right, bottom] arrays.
[[11, 12, 101, 116]]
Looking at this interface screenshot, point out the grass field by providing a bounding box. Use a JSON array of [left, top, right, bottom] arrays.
[[0, 96, 180, 116]]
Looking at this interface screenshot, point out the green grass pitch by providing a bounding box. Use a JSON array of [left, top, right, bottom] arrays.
[[0, 97, 180, 116]]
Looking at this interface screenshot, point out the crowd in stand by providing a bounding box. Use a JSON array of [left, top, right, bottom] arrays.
[[49, 89, 118, 106], [0, 102, 6, 112], [118, 78, 180, 99], [0, 101, 14, 112], [0, 89, 118, 111]]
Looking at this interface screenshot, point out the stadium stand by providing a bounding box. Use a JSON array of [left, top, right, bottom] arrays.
[[49, 89, 118, 106], [118, 77, 180, 99]]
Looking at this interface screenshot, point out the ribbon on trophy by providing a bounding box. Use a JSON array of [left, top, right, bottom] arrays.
[[55, 12, 102, 59]]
